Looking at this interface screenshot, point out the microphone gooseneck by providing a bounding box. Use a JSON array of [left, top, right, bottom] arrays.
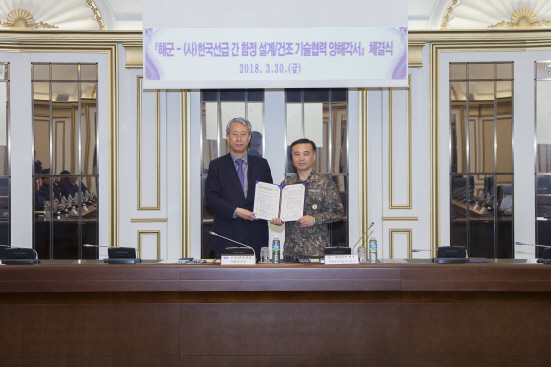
[[352, 222, 375, 253], [515, 242, 551, 249], [210, 231, 256, 259]]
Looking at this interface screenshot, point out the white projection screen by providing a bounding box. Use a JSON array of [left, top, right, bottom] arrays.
[[142, 0, 408, 89]]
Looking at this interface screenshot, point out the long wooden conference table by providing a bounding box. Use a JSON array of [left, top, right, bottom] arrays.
[[1, 259, 551, 366]]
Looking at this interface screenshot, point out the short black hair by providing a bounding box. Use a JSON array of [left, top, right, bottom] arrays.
[[290, 138, 316, 152]]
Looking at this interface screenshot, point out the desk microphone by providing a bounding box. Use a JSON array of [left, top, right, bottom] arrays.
[[515, 242, 551, 263], [0, 244, 39, 258], [413, 246, 470, 263], [413, 247, 470, 256], [209, 231, 256, 259], [351, 222, 375, 254], [83, 244, 140, 260], [0, 244, 40, 264]]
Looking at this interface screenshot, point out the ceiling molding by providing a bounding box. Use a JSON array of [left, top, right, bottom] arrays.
[[85, 0, 106, 30], [424, 0, 453, 30], [0, 9, 58, 30], [443, 0, 551, 30], [440, 0, 459, 30], [408, 41, 426, 68], [0, 30, 141, 44], [1, 29, 550, 54], [489, 8, 551, 29], [122, 42, 143, 68], [91, 0, 118, 30], [409, 28, 551, 43]]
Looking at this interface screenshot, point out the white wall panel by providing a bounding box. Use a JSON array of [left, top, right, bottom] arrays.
[[438, 54, 452, 249], [409, 43, 430, 252], [166, 91, 183, 260], [129, 221, 168, 259], [382, 221, 419, 259], [264, 90, 286, 250], [0, 79, 6, 146], [368, 90, 384, 246], [514, 55, 541, 258], [119, 49, 171, 257], [138, 84, 160, 209], [388, 88, 410, 207], [348, 90, 360, 246], [189, 91, 202, 258], [117, 43, 143, 255], [389, 230, 411, 259], [7, 53, 33, 249], [137, 229, 161, 260]]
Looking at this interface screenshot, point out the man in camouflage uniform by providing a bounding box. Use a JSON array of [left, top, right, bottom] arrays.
[[271, 138, 344, 258]]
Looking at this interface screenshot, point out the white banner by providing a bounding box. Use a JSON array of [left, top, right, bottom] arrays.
[[143, 0, 408, 89], [144, 27, 407, 89]]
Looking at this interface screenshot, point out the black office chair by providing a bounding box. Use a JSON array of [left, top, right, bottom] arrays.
[[483, 176, 495, 196], [451, 176, 475, 201], [497, 184, 512, 213]]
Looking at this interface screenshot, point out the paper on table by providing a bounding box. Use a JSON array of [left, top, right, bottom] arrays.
[[280, 183, 305, 222], [253, 181, 281, 220]]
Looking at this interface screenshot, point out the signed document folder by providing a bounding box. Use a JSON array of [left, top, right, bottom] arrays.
[[253, 181, 305, 221]]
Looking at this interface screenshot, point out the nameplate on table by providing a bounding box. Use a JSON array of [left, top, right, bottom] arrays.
[[325, 255, 359, 265], [221, 254, 256, 265]]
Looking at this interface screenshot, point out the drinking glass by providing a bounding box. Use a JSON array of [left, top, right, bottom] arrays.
[[357, 246, 367, 263], [260, 247, 270, 263]]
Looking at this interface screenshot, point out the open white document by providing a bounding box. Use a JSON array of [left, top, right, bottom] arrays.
[[253, 182, 281, 220], [279, 184, 305, 222], [253, 181, 305, 221]]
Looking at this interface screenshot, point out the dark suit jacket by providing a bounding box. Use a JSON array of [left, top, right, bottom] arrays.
[[60, 181, 88, 199], [40, 183, 62, 202], [205, 153, 273, 252]]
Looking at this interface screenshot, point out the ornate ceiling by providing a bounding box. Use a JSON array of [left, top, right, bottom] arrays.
[[0, 0, 108, 30], [442, 0, 551, 30], [0, 1, 551, 31], [409, 0, 551, 30], [0, 0, 141, 30]]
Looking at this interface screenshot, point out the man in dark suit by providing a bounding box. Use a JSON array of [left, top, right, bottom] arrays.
[[60, 170, 88, 199], [34, 178, 47, 211], [40, 169, 62, 202], [205, 117, 273, 259]]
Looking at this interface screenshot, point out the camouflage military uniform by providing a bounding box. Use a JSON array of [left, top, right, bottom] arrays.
[[282, 171, 344, 257]]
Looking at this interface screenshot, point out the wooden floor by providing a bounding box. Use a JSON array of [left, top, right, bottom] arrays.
[[1, 260, 551, 366]]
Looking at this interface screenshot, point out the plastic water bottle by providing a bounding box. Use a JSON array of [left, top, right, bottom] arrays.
[[272, 237, 280, 263], [369, 237, 377, 263], [44, 202, 50, 219]]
